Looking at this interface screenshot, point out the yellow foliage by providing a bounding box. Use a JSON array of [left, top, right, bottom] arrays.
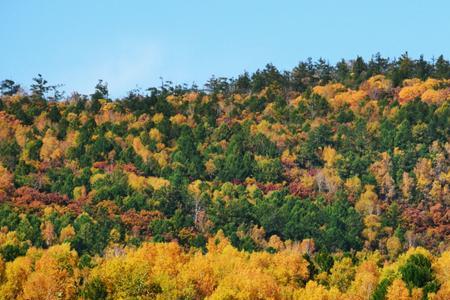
[[433, 250, 450, 284], [300, 172, 316, 191], [149, 128, 162, 142], [313, 83, 346, 100], [348, 260, 379, 299], [40, 129, 63, 161], [188, 180, 203, 197], [362, 214, 381, 243], [90, 242, 187, 299], [205, 159, 217, 175], [153, 150, 169, 168], [345, 176, 362, 199], [386, 279, 412, 300], [398, 78, 446, 105], [281, 149, 296, 166], [267, 235, 285, 251], [0, 164, 13, 201], [34, 112, 50, 132], [386, 236, 402, 258], [170, 114, 188, 125], [0, 256, 32, 299], [59, 225, 76, 243], [421, 88, 450, 105], [414, 158, 433, 192], [334, 89, 368, 109], [432, 282, 450, 300], [183, 92, 199, 103], [208, 268, 280, 300], [128, 172, 170, 191], [329, 257, 355, 292], [21, 244, 79, 300], [322, 146, 341, 168], [401, 172, 415, 200], [89, 173, 106, 185], [355, 185, 378, 215], [370, 152, 395, 199], [293, 280, 342, 300], [72, 185, 86, 200], [361, 75, 393, 97], [132, 137, 151, 162]]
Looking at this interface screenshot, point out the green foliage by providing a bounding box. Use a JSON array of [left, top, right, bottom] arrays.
[[81, 277, 108, 300], [399, 254, 434, 289], [371, 278, 393, 300]]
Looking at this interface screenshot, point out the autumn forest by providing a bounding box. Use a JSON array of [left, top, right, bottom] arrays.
[[0, 54, 449, 299]]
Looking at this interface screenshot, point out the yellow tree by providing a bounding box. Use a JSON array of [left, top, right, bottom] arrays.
[[188, 180, 206, 228], [355, 185, 379, 215], [345, 176, 362, 202], [434, 250, 450, 287], [40, 221, 55, 247], [0, 256, 32, 299], [414, 158, 433, 196], [348, 260, 379, 300], [0, 164, 13, 201], [329, 257, 355, 292], [40, 129, 63, 162], [293, 280, 342, 300], [59, 224, 76, 243], [21, 244, 79, 300], [386, 279, 410, 300], [401, 172, 415, 201], [370, 152, 395, 199], [386, 236, 402, 259], [362, 214, 382, 248]]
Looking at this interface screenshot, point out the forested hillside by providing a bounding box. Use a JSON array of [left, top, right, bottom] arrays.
[[0, 54, 449, 299]]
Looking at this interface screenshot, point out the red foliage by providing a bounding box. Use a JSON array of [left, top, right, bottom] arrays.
[[256, 182, 283, 193], [122, 163, 138, 173], [289, 180, 313, 198], [402, 202, 449, 237], [120, 209, 163, 235], [93, 161, 109, 169], [13, 186, 69, 209], [66, 196, 90, 214]]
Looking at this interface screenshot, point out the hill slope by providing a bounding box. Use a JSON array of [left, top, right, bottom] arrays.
[[0, 56, 449, 299]]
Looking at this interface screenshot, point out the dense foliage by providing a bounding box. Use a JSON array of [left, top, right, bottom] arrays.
[[0, 54, 449, 299]]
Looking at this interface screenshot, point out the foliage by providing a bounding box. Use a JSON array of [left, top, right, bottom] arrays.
[[0, 55, 449, 298]]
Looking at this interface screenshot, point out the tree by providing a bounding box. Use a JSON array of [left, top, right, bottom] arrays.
[[0, 164, 13, 201], [291, 58, 315, 91], [0, 79, 20, 96], [399, 254, 434, 290], [92, 79, 109, 100], [329, 257, 355, 292], [355, 185, 378, 215], [386, 279, 411, 300], [348, 260, 379, 299], [352, 56, 368, 85], [391, 52, 415, 86], [30, 74, 53, 98], [321, 199, 363, 251], [434, 55, 450, 79], [218, 131, 254, 181], [81, 277, 108, 300], [21, 244, 79, 300], [172, 127, 204, 179]]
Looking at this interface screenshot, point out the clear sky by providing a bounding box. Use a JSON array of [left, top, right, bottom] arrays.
[[1, 0, 449, 97]]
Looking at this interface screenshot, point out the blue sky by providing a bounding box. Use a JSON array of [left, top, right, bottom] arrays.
[[1, 0, 449, 97]]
